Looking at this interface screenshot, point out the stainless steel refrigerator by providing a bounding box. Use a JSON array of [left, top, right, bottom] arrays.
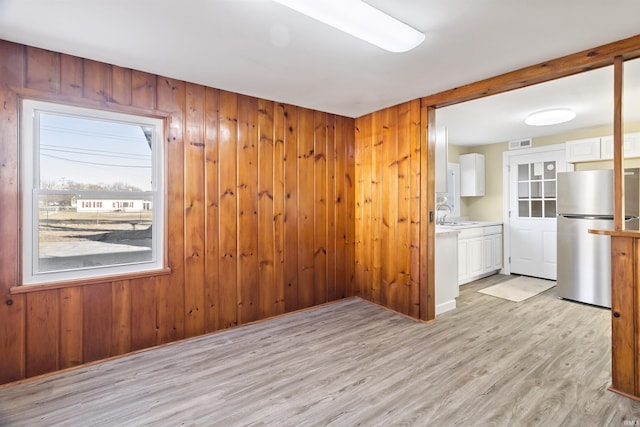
[[557, 169, 639, 308]]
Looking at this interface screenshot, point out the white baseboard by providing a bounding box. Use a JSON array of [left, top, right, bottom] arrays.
[[436, 299, 457, 316]]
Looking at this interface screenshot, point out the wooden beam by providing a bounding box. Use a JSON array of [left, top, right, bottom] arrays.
[[420, 106, 436, 321], [422, 34, 640, 109], [614, 56, 624, 231]]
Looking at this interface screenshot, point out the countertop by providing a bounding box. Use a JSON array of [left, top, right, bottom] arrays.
[[435, 227, 460, 236], [436, 221, 503, 234]]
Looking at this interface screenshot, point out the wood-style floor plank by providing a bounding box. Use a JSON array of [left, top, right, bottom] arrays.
[[1, 274, 640, 426]]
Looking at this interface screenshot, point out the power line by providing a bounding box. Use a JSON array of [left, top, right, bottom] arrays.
[[40, 123, 150, 143], [41, 146, 151, 161], [41, 153, 152, 168], [40, 143, 151, 158]]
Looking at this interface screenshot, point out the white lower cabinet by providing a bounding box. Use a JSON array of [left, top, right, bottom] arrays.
[[490, 233, 503, 271], [458, 225, 503, 285]]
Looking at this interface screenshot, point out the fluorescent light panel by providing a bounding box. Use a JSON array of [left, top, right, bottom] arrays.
[[525, 108, 576, 126], [273, 0, 425, 53]]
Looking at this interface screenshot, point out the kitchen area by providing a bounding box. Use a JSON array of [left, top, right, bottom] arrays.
[[433, 57, 640, 317]]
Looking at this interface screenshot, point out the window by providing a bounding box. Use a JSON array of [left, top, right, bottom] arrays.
[[517, 161, 557, 218], [21, 99, 164, 284]]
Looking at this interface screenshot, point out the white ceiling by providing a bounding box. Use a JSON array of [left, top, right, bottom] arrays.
[[1, 0, 640, 145], [439, 58, 640, 146]]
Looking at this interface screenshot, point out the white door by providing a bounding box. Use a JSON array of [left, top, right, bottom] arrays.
[[508, 149, 568, 280]]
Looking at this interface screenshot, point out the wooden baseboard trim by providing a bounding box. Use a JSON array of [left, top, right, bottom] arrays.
[[608, 385, 640, 402]]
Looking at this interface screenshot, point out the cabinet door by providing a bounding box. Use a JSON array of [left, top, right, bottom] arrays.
[[624, 132, 640, 158], [483, 237, 492, 271], [468, 237, 484, 277], [458, 238, 469, 284], [601, 133, 640, 160], [566, 137, 601, 163], [601, 137, 613, 160], [460, 153, 485, 197], [491, 233, 503, 270]]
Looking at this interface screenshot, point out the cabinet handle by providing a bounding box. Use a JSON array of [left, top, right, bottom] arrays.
[[430, 211, 434, 223]]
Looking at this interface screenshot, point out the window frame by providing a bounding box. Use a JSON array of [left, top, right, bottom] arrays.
[[20, 99, 166, 285]]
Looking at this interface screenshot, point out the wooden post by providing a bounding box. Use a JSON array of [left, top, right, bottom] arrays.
[[614, 56, 624, 230]]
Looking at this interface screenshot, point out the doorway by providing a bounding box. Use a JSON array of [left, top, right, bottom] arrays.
[[502, 144, 570, 280]]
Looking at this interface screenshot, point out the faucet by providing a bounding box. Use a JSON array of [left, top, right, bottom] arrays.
[[437, 203, 452, 225]]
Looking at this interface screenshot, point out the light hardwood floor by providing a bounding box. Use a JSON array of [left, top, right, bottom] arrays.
[[2, 274, 640, 426]]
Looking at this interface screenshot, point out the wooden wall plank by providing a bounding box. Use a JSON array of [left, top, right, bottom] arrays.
[[381, 107, 398, 308], [25, 47, 60, 93], [111, 280, 131, 355], [396, 103, 411, 315], [371, 110, 383, 304], [156, 76, 186, 338], [59, 287, 83, 369], [237, 96, 260, 324], [82, 59, 112, 102], [111, 65, 132, 106], [184, 82, 207, 337], [344, 117, 356, 297], [258, 99, 276, 318], [0, 40, 25, 383], [408, 100, 422, 318], [335, 116, 348, 299], [82, 282, 112, 363], [130, 279, 157, 351], [314, 111, 328, 305], [358, 114, 372, 300], [326, 115, 337, 301], [131, 70, 157, 110], [154, 275, 181, 345], [218, 90, 238, 328], [59, 54, 83, 97], [0, 40, 25, 86], [0, 41, 23, 295], [297, 108, 315, 309], [283, 105, 299, 311], [204, 87, 220, 332], [273, 103, 286, 314], [0, 295, 25, 383], [26, 290, 59, 377]]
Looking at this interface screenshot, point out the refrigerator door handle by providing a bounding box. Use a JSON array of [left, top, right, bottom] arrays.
[[559, 214, 613, 220]]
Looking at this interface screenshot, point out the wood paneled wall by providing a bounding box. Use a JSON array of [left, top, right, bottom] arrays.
[[354, 100, 432, 320], [0, 40, 355, 384]]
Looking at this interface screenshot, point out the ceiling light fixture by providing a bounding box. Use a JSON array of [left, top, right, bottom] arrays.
[[273, 0, 425, 53], [525, 108, 576, 126]]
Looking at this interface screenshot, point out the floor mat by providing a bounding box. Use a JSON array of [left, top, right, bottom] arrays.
[[478, 276, 555, 302]]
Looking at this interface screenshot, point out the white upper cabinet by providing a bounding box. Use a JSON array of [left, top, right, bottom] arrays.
[[567, 132, 640, 163], [565, 137, 601, 163], [601, 132, 640, 160], [460, 153, 485, 197]]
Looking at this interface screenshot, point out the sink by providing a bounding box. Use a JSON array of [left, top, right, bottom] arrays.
[[440, 221, 478, 226]]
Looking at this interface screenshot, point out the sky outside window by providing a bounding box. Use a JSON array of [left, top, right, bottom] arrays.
[[39, 113, 153, 191]]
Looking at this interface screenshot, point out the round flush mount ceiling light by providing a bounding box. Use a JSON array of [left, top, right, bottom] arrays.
[[525, 108, 576, 126]]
